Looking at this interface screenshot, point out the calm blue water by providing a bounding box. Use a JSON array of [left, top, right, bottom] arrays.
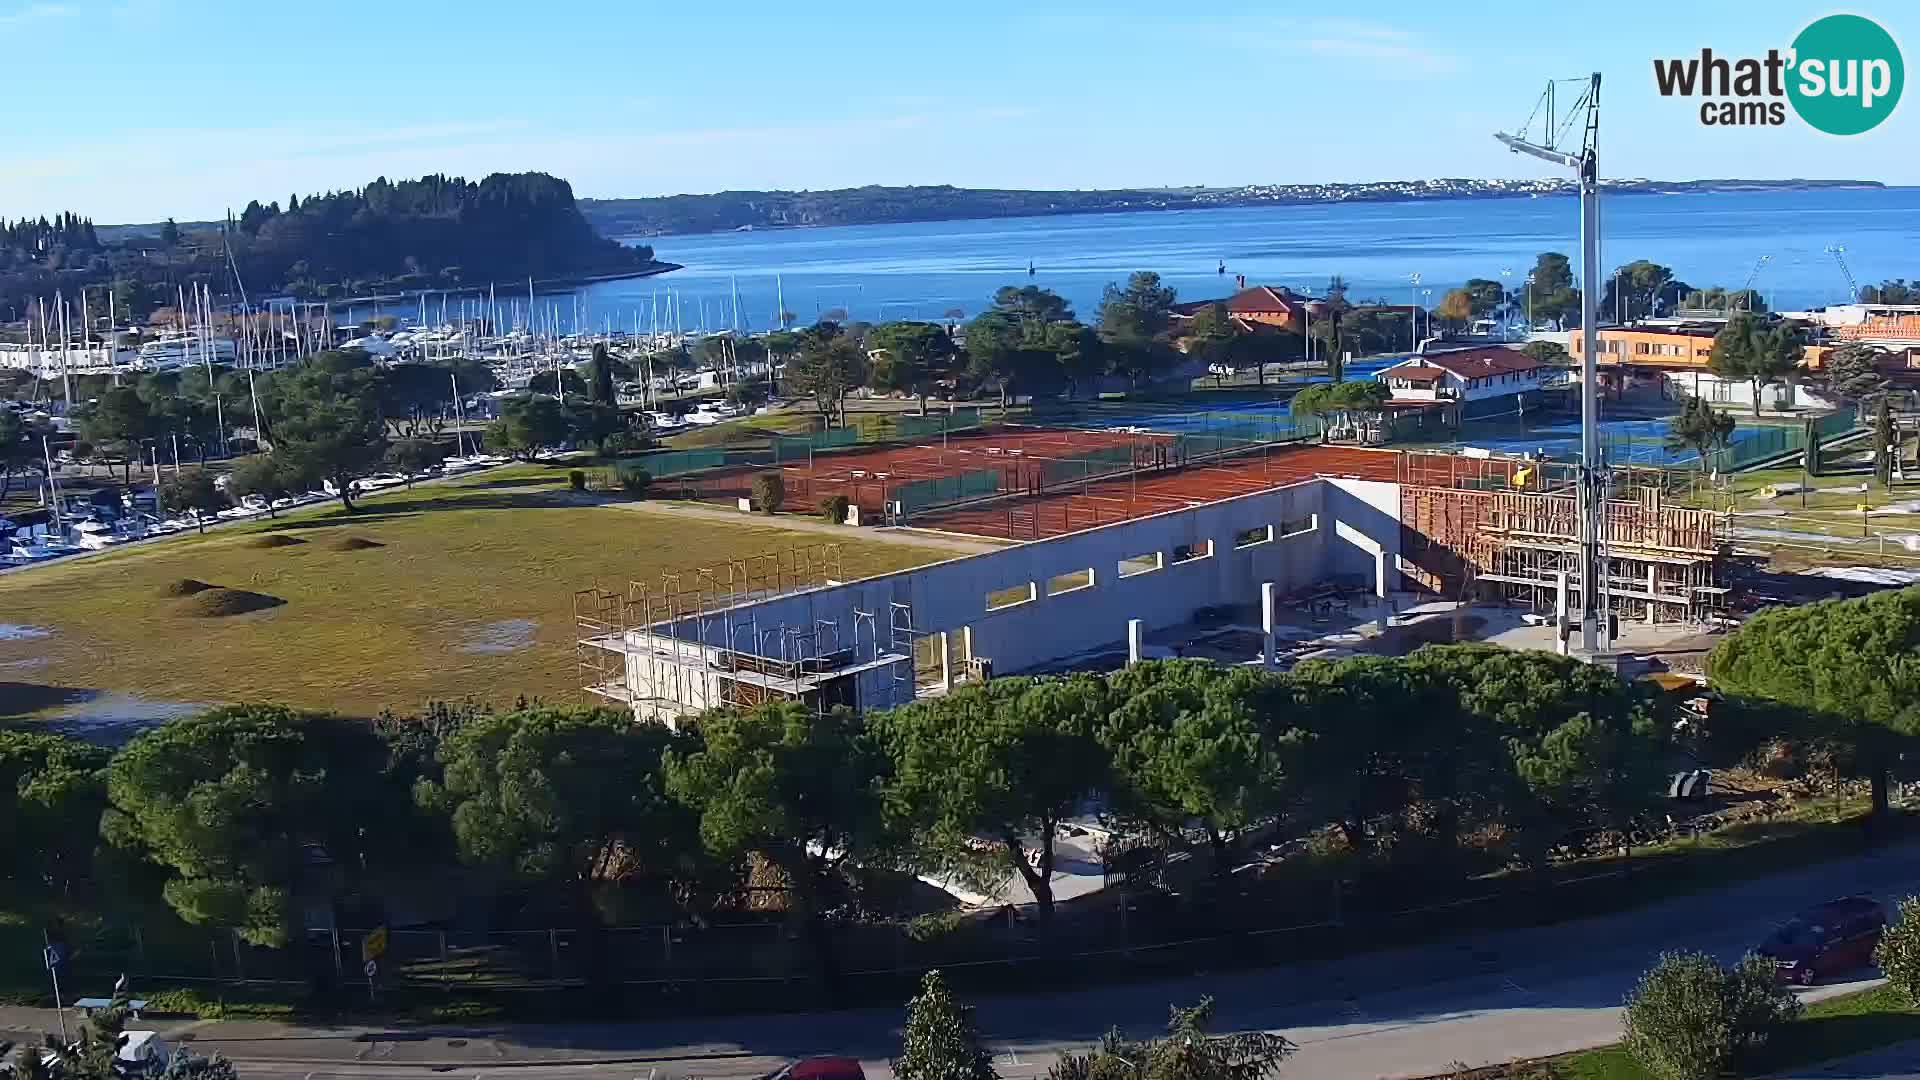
[[556, 187, 1920, 335]]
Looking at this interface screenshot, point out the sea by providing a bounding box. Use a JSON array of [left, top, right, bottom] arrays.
[[556, 186, 1920, 336], [373, 186, 1907, 465]]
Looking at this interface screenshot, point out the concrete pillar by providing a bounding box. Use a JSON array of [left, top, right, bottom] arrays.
[[1373, 551, 1390, 631], [1127, 619, 1144, 667], [1555, 571, 1569, 621], [937, 631, 953, 690], [1646, 566, 1659, 626], [1260, 582, 1277, 670], [1555, 617, 1571, 656], [960, 625, 973, 662]]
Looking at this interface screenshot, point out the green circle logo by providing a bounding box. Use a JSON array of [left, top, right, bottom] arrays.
[[1788, 14, 1904, 135]]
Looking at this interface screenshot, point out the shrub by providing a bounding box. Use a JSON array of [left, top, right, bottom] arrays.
[[567, 469, 587, 492], [617, 467, 653, 497], [893, 970, 996, 1080], [751, 472, 785, 515], [1877, 896, 1920, 1004], [820, 494, 851, 524], [1622, 951, 1799, 1080]]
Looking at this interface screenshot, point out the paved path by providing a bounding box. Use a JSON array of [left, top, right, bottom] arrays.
[[7, 840, 1920, 1079]]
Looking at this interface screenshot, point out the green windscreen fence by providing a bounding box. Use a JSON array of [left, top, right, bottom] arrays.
[[1695, 406, 1859, 474], [891, 468, 1003, 513], [1033, 444, 1139, 488], [772, 427, 860, 461], [635, 448, 729, 476]]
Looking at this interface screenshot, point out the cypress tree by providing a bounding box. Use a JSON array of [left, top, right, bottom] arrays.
[[893, 970, 998, 1080]]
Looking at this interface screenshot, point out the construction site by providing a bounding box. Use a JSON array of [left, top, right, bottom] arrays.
[[575, 414, 1737, 725]]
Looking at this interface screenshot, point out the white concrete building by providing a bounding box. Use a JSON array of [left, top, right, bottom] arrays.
[[1376, 348, 1550, 404], [581, 476, 1401, 726]]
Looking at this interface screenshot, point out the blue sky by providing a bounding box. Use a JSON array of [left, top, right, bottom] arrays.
[[2, 0, 1914, 223]]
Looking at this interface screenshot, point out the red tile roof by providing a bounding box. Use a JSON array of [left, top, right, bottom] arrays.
[[1385, 365, 1447, 381], [1391, 347, 1542, 378], [1227, 286, 1309, 314]]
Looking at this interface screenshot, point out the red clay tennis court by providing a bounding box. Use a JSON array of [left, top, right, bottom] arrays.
[[915, 445, 1403, 540], [679, 426, 1176, 514]]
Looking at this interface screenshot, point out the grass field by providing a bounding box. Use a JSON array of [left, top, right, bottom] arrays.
[[0, 464, 949, 722]]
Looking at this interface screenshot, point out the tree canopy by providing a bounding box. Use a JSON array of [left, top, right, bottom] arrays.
[[1524, 252, 1581, 327], [418, 707, 697, 922], [0, 732, 109, 903], [1707, 313, 1805, 417], [265, 363, 388, 508], [867, 321, 958, 413], [664, 702, 892, 978], [786, 325, 870, 427], [2, 173, 657, 318], [102, 706, 401, 945], [487, 394, 570, 460], [893, 970, 999, 1080], [1100, 662, 1304, 872], [877, 676, 1111, 916], [1665, 396, 1737, 470], [1709, 587, 1920, 817]]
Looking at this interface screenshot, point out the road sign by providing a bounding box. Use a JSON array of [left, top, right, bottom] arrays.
[[363, 959, 378, 979], [43, 945, 63, 971], [361, 926, 388, 962]]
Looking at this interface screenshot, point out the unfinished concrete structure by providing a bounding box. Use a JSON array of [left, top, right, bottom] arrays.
[[576, 443, 1731, 722], [1395, 451, 1729, 626]]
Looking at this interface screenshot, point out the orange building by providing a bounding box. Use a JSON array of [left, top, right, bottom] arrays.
[[1567, 325, 1838, 370]]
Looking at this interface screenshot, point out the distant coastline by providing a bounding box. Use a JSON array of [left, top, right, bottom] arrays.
[[580, 179, 1887, 238]]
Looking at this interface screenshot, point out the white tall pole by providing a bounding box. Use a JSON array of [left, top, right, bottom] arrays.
[[1497, 71, 1605, 653]]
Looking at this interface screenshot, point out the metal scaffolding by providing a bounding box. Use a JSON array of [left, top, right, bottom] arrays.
[[574, 543, 926, 723]]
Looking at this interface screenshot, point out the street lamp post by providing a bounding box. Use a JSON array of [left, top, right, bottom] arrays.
[[1501, 268, 1514, 338], [1408, 273, 1421, 351]]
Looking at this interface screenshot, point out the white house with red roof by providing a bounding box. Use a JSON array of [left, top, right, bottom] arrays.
[[1375, 347, 1552, 406]]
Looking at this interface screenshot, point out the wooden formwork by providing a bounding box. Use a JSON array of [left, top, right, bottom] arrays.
[[1398, 483, 1729, 623]]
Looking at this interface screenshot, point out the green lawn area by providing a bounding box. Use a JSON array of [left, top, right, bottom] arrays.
[[1475, 985, 1920, 1078], [0, 464, 947, 721], [662, 410, 820, 448]]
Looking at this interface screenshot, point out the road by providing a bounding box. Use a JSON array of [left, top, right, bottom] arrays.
[[1774, 1043, 1920, 1078], [8, 840, 1920, 1079]]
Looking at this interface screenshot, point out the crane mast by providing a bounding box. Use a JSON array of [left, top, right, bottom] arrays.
[[1495, 72, 1609, 655]]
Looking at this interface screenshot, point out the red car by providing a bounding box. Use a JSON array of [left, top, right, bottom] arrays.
[[1754, 896, 1887, 985], [764, 1059, 866, 1080]]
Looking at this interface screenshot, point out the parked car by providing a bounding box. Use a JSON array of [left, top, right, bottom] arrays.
[[762, 1059, 865, 1080], [1754, 896, 1887, 985]]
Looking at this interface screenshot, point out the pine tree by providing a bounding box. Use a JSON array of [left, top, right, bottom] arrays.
[[893, 970, 998, 1080]]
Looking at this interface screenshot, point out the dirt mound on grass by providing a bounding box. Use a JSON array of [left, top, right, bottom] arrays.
[[243, 534, 306, 549], [159, 578, 218, 597], [180, 588, 286, 618], [326, 536, 385, 551]]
